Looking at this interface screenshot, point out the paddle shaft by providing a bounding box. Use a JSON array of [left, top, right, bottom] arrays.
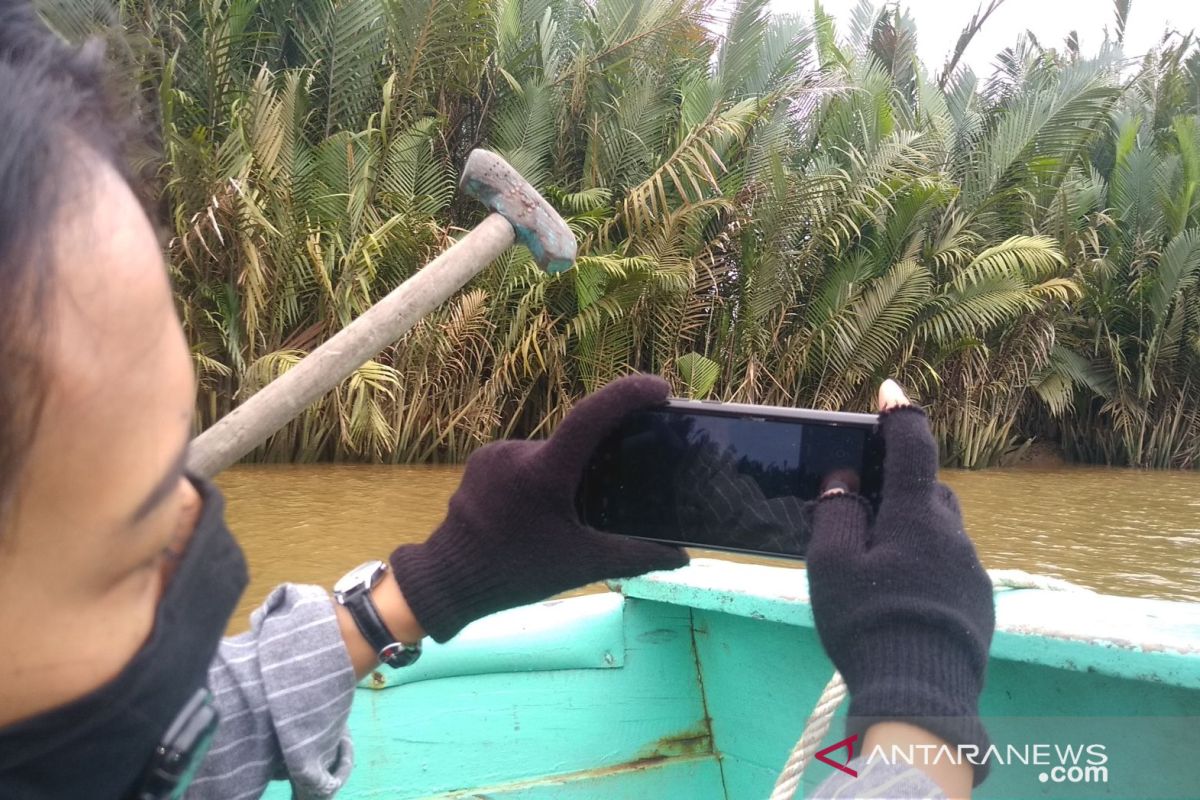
[[186, 213, 515, 479]]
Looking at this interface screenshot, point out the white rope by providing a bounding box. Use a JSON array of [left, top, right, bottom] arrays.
[[769, 671, 848, 800], [767, 570, 1091, 800]]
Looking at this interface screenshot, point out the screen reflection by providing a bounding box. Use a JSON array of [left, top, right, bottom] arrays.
[[584, 409, 874, 558]]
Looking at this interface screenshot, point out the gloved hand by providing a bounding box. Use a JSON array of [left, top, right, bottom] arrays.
[[390, 374, 689, 643], [807, 393, 995, 785]]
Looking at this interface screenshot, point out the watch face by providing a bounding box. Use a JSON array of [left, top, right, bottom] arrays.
[[334, 560, 387, 596]]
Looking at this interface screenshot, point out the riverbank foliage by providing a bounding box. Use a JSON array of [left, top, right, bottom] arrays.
[[40, 0, 1200, 467]]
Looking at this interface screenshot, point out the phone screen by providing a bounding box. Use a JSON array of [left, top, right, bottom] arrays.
[[578, 405, 883, 559]]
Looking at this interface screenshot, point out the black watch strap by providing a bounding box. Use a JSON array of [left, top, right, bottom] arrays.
[[344, 590, 421, 668], [335, 563, 422, 669]]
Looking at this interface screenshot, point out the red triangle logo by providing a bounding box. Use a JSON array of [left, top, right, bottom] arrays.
[[815, 734, 859, 778]]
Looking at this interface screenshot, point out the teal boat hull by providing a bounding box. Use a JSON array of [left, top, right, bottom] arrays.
[[263, 560, 1200, 798]]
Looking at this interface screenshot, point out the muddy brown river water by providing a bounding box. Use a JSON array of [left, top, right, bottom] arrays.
[[216, 464, 1200, 632]]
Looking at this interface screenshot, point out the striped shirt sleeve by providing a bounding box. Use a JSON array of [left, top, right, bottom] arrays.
[[185, 584, 357, 800], [808, 756, 947, 799]]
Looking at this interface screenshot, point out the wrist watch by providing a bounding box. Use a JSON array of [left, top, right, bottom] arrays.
[[333, 560, 422, 669]]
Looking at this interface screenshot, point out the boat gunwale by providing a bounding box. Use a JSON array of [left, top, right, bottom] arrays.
[[610, 559, 1200, 688]]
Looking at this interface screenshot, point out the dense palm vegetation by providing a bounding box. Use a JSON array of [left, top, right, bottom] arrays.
[[40, 0, 1200, 467]]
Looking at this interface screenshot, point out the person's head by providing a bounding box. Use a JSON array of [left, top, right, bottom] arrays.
[[0, 1, 203, 724]]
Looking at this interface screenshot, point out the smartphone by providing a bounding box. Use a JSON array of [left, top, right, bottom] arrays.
[[577, 399, 883, 560]]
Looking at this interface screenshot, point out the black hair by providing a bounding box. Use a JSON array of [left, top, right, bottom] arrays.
[[0, 0, 142, 531]]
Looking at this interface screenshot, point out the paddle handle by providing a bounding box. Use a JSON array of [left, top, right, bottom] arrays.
[[187, 213, 515, 479]]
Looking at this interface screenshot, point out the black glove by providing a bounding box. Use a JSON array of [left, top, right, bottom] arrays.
[[807, 405, 995, 785], [390, 374, 689, 643]]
